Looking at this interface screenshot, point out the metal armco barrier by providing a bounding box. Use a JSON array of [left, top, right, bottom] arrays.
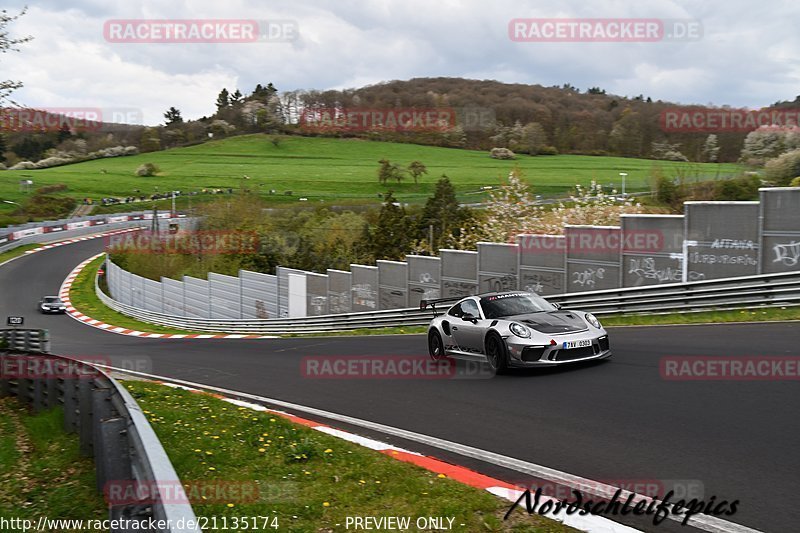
[[95, 270, 800, 334], [0, 210, 184, 255], [0, 332, 201, 533], [0, 328, 50, 353]]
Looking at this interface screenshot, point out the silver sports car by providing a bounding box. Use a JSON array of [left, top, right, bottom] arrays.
[[422, 291, 611, 373]]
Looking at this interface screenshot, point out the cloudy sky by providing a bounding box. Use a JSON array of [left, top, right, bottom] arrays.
[[4, 0, 799, 125]]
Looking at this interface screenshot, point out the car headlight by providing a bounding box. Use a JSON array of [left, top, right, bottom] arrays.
[[509, 322, 531, 338], [585, 313, 602, 329]]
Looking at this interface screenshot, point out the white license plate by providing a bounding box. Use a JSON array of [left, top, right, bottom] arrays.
[[562, 339, 592, 349]]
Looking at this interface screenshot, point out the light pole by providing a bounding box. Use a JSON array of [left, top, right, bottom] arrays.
[[619, 172, 628, 197]]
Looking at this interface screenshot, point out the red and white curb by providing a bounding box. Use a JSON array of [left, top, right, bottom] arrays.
[[152, 380, 640, 533], [23, 227, 142, 255], [59, 254, 275, 340]]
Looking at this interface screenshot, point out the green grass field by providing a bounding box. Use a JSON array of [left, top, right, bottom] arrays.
[[123, 380, 572, 532], [0, 134, 741, 217]]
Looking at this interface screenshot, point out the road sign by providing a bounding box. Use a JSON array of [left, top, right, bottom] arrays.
[[7, 316, 24, 326]]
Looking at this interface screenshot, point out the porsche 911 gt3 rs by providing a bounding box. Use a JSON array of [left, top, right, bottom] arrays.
[[422, 291, 611, 373]]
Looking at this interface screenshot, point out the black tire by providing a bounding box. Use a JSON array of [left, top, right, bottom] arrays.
[[428, 330, 445, 361], [484, 332, 509, 374]]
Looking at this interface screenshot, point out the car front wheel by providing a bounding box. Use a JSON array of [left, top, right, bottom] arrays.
[[485, 333, 509, 374]]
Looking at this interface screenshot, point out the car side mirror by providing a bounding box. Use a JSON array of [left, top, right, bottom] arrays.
[[552, 302, 562, 310], [462, 313, 478, 323]]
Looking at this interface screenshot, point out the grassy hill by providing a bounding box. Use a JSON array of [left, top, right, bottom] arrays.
[[0, 134, 742, 217]]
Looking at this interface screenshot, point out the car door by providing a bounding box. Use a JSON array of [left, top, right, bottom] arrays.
[[451, 298, 486, 355]]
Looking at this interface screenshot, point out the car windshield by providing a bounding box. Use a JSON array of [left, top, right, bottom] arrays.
[[480, 293, 556, 319], [43, 297, 62, 303]]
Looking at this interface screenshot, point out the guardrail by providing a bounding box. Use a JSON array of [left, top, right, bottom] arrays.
[[0, 328, 50, 353], [93, 266, 800, 334], [0, 329, 201, 533], [0, 210, 182, 255]]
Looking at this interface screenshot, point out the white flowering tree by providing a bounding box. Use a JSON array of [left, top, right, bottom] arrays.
[[456, 169, 645, 248], [740, 126, 800, 165]]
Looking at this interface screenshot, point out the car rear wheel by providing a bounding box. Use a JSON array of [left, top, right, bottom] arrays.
[[428, 330, 445, 361], [485, 333, 509, 374]]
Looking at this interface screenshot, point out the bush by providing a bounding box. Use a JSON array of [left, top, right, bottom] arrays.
[[791, 176, 800, 187], [9, 161, 36, 170], [489, 147, 516, 160], [136, 163, 160, 177], [22, 193, 77, 218], [34, 156, 74, 169], [713, 174, 761, 201], [537, 146, 559, 155], [765, 149, 800, 186], [36, 184, 68, 194], [653, 174, 681, 208]]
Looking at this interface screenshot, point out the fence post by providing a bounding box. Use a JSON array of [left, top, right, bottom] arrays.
[[92, 386, 113, 491], [78, 378, 94, 457], [32, 376, 45, 412], [0, 354, 9, 397], [63, 378, 79, 433], [44, 377, 57, 409], [101, 416, 134, 526]]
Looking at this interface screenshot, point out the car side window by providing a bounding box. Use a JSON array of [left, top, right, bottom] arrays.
[[462, 299, 480, 318], [448, 303, 463, 317]]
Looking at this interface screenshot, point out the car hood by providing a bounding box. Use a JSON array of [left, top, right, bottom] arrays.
[[506, 311, 588, 334]]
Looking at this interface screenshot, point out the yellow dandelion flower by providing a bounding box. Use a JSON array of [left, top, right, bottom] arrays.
[[324, 449, 333, 454], [323, 502, 330, 507]]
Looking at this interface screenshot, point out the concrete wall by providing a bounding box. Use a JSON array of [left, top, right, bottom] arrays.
[[105, 188, 800, 317]]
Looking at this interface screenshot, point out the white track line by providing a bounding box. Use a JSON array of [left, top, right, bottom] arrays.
[[96, 365, 762, 533]]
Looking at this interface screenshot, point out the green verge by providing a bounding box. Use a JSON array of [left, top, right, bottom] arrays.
[[70, 255, 212, 336], [282, 325, 428, 338], [0, 399, 106, 526], [0, 244, 42, 266], [599, 305, 800, 327], [123, 380, 574, 532]]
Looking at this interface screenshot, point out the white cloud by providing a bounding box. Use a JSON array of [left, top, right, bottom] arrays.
[[2, 0, 799, 125]]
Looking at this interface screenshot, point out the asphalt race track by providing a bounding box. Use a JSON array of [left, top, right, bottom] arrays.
[[2, 237, 798, 532]]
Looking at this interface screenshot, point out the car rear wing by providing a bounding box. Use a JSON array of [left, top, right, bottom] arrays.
[[419, 296, 463, 317]]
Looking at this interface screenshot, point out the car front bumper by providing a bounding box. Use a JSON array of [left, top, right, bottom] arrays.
[[505, 333, 612, 367], [40, 307, 66, 314]]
